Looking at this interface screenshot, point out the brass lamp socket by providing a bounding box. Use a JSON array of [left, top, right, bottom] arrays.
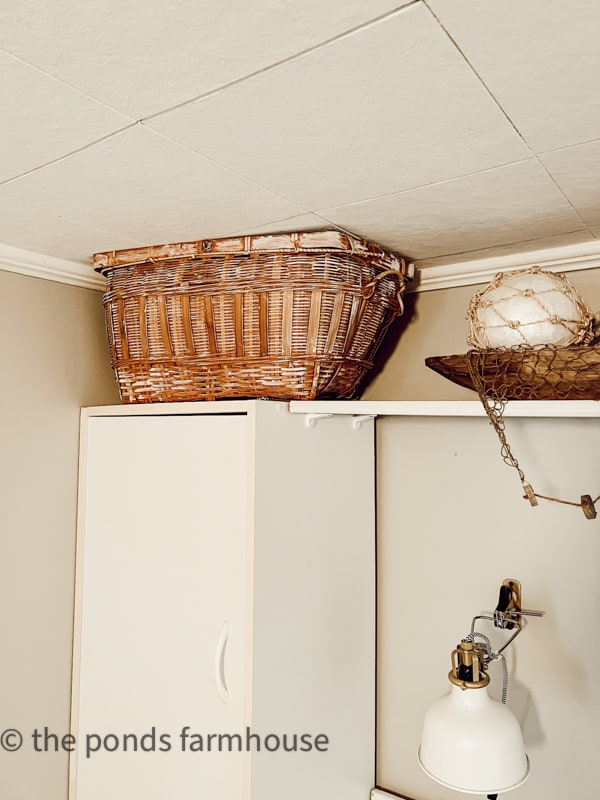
[[448, 640, 490, 690]]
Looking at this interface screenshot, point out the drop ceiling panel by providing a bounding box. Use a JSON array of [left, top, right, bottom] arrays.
[[225, 213, 330, 237], [426, 0, 600, 153], [0, 198, 142, 262], [0, 2, 598, 275], [540, 139, 600, 226], [0, 0, 413, 119], [0, 126, 305, 248], [148, 3, 529, 209], [319, 160, 586, 259], [0, 52, 130, 183], [415, 230, 596, 271]]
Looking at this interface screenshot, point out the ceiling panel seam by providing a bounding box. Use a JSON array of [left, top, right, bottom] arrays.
[[140, 1, 421, 125], [309, 217, 370, 244], [220, 213, 331, 238], [416, 227, 592, 267], [0, 46, 137, 122], [420, 0, 590, 231], [143, 124, 314, 213], [314, 158, 536, 213], [310, 213, 349, 232], [538, 135, 600, 157], [0, 124, 137, 188], [2, 195, 133, 237], [535, 161, 592, 231], [221, 214, 348, 240], [420, 0, 531, 147]]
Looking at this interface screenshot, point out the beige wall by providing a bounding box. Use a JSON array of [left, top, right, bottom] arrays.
[[370, 268, 600, 799], [363, 268, 600, 400], [1, 261, 598, 799], [0, 270, 119, 800]]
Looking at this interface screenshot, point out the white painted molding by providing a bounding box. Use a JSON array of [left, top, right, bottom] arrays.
[[0, 242, 105, 290], [413, 239, 600, 292], [288, 400, 600, 418], [371, 789, 415, 800], [2, 236, 599, 295]]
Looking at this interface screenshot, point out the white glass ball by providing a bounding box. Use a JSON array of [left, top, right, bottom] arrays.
[[468, 268, 593, 349]]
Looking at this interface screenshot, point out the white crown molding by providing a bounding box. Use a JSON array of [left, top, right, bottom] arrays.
[[412, 239, 600, 292], [2, 237, 600, 295], [0, 242, 105, 291]]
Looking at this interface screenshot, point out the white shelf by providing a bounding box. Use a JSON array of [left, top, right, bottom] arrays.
[[288, 400, 600, 418]]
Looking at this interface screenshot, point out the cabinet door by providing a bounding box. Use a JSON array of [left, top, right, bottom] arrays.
[[71, 414, 249, 800]]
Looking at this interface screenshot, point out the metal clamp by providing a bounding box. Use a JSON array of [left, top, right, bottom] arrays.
[[470, 578, 545, 660]]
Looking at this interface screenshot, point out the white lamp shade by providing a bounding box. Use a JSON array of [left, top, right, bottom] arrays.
[[418, 684, 529, 795]]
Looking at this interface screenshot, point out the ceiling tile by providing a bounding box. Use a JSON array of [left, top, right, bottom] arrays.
[[590, 227, 600, 240], [0, 198, 142, 263], [415, 230, 596, 271], [318, 160, 586, 259], [539, 139, 600, 226], [224, 213, 332, 237], [0, 52, 130, 183], [147, 3, 529, 209], [426, 0, 600, 152], [0, 0, 412, 119], [0, 126, 305, 245]]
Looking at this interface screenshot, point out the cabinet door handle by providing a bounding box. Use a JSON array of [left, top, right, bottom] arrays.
[[214, 621, 229, 705]]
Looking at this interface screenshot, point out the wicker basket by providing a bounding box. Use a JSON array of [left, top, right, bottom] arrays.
[[94, 231, 414, 403]]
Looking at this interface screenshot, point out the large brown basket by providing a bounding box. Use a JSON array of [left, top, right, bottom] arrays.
[[94, 231, 413, 403]]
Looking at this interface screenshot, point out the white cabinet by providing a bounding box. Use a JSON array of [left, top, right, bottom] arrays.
[[70, 400, 375, 800]]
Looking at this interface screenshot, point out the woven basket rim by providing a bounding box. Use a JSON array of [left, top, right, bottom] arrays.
[[93, 229, 411, 276]]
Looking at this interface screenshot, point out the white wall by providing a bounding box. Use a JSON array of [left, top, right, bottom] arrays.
[[0, 270, 119, 799]]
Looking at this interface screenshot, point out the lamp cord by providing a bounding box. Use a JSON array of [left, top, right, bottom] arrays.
[[464, 631, 509, 704], [465, 631, 508, 800]]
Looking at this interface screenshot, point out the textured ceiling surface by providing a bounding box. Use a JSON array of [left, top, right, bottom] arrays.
[[0, 0, 599, 271]]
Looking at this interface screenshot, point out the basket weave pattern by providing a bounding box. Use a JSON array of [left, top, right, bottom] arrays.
[[95, 233, 411, 403]]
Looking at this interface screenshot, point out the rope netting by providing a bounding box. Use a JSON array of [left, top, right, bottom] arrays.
[[466, 346, 599, 520], [467, 266, 594, 349], [466, 343, 600, 400]]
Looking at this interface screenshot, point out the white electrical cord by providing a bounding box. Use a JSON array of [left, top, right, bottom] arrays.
[[464, 630, 509, 704]]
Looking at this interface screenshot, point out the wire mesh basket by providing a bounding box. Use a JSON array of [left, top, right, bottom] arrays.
[[426, 344, 600, 400]]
